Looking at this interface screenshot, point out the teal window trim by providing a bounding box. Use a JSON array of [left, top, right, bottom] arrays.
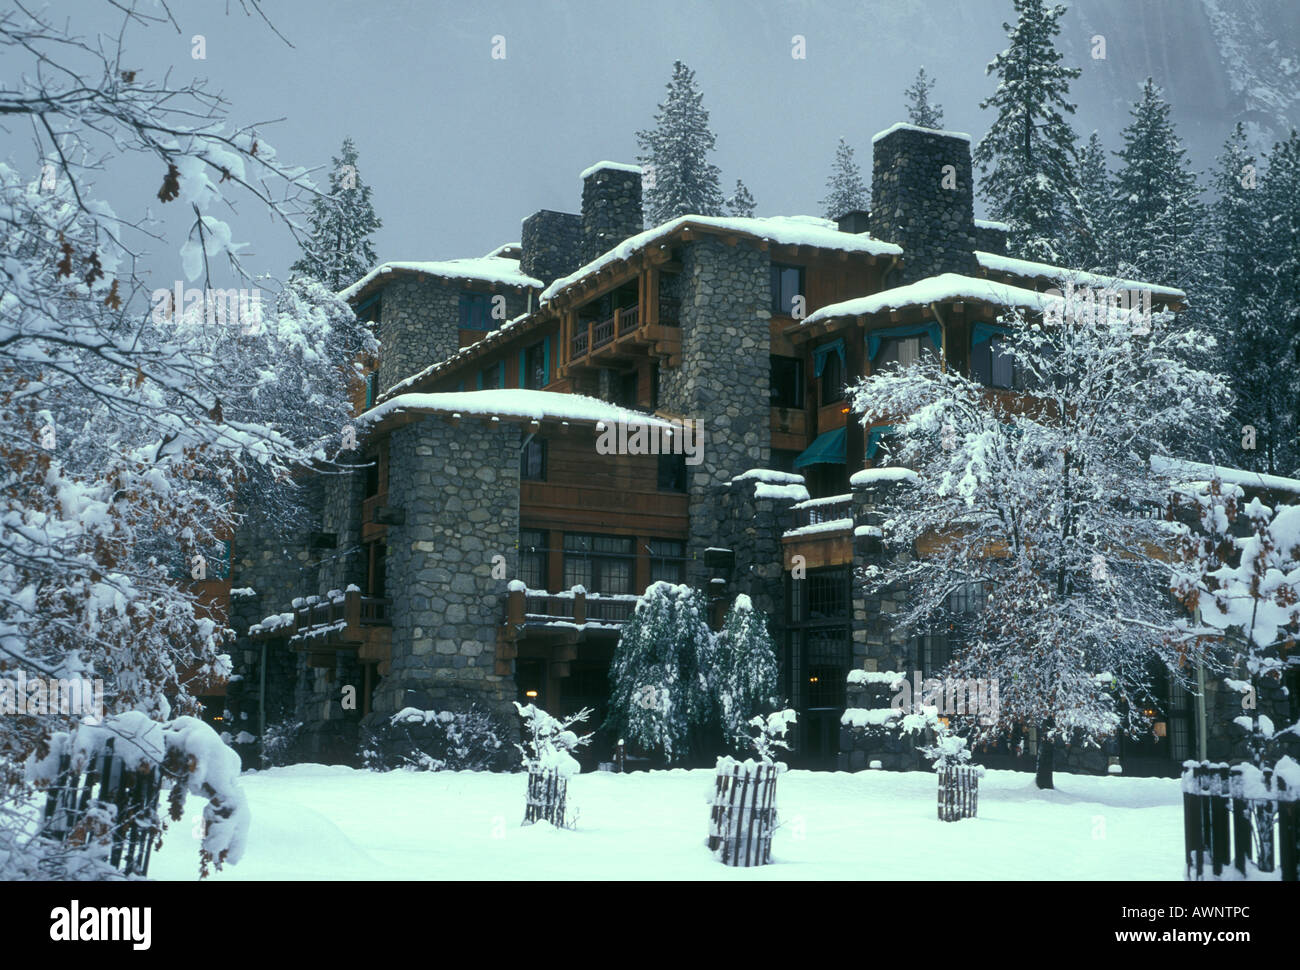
[[865, 424, 896, 460], [972, 322, 1012, 347], [867, 323, 942, 360], [364, 372, 377, 408], [793, 426, 847, 468], [812, 338, 846, 378], [543, 335, 551, 385]]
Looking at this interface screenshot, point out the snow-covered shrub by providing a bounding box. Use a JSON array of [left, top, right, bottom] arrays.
[[606, 581, 716, 764], [745, 709, 798, 765], [260, 718, 304, 769], [516, 703, 592, 828], [359, 704, 512, 772], [715, 595, 781, 752]]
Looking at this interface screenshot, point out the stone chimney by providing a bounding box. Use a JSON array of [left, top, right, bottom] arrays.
[[974, 219, 1009, 255], [835, 210, 872, 234], [869, 123, 979, 283], [520, 209, 582, 287], [580, 162, 643, 264]]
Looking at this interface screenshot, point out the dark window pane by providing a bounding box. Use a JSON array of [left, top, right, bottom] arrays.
[[770, 355, 804, 409], [770, 264, 804, 316], [520, 437, 546, 481], [820, 352, 844, 405], [519, 529, 547, 589], [657, 452, 686, 492]]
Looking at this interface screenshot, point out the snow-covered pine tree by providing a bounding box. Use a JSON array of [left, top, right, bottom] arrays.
[[605, 582, 716, 763], [291, 137, 383, 290], [1111, 79, 1207, 294], [972, 0, 1084, 263], [819, 138, 869, 220], [903, 67, 944, 128], [847, 288, 1230, 789], [715, 595, 780, 751], [1257, 131, 1300, 477], [726, 178, 756, 218], [636, 61, 725, 226], [1071, 131, 1113, 271], [1173, 480, 1300, 766]]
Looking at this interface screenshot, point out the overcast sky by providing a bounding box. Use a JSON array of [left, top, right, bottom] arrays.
[[20, 1, 1300, 293]]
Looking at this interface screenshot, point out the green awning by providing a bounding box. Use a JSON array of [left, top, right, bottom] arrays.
[[794, 426, 846, 468]]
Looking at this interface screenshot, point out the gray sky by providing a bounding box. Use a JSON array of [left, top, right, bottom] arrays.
[[27, 0, 1300, 292]]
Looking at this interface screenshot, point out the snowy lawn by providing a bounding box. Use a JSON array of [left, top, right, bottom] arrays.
[[149, 765, 1185, 880]]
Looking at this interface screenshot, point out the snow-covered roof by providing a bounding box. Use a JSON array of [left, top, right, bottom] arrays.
[[803, 272, 1064, 326], [580, 160, 642, 180], [1151, 456, 1300, 497], [540, 214, 902, 303], [358, 389, 679, 429], [974, 251, 1185, 301], [339, 256, 543, 302], [872, 122, 972, 143], [974, 218, 1010, 232]]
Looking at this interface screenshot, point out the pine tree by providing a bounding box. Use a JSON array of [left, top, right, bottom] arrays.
[[715, 595, 780, 751], [291, 137, 382, 290], [1111, 79, 1205, 290], [605, 582, 716, 763], [636, 61, 725, 226], [820, 138, 869, 220], [972, 0, 1083, 264], [1257, 132, 1300, 476], [726, 178, 756, 218], [903, 67, 944, 128], [1072, 131, 1113, 271]]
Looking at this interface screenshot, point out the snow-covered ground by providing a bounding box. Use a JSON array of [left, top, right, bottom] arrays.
[[149, 765, 1186, 880]]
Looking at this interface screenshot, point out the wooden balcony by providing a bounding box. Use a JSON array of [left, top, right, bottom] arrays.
[[566, 301, 681, 372], [253, 588, 392, 673], [497, 585, 635, 675], [782, 494, 855, 570]]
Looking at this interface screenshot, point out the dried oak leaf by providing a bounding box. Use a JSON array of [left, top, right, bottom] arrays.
[[157, 162, 181, 203]]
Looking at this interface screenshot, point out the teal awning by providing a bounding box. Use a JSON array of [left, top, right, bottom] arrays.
[[867, 323, 942, 359], [972, 322, 1012, 346], [865, 424, 896, 460], [812, 338, 846, 377], [794, 426, 847, 468]]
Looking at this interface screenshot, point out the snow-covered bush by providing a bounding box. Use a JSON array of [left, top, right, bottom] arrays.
[[716, 595, 781, 752], [606, 582, 716, 764], [745, 709, 798, 765], [360, 704, 512, 772], [514, 703, 593, 777], [260, 718, 304, 769]]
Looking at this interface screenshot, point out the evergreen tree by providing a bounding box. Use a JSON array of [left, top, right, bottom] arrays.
[[972, 0, 1083, 263], [726, 178, 756, 218], [1072, 131, 1113, 271], [605, 582, 716, 763], [291, 137, 382, 290], [636, 61, 725, 226], [1111, 79, 1205, 290], [715, 595, 780, 751], [1257, 131, 1300, 475], [903, 67, 944, 128], [820, 137, 869, 220]]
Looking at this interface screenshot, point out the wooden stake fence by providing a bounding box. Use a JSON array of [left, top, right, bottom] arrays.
[[707, 759, 780, 867]]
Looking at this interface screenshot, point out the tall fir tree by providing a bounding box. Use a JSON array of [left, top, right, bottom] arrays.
[[726, 178, 756, 218], [714, 595, 780, 752], [291, 137, 382, 290], [903, 67, 944, 128], [819, 137, 869, 219], [1072, 131, 1113, 271], [1111, 79, 1205, 290], [972, 0, 1083, 263], [636, 61, 725, 226], [1257, 131, 1300, 475]]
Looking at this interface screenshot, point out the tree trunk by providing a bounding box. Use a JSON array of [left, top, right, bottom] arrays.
[[1035, 722, 1055, 790]]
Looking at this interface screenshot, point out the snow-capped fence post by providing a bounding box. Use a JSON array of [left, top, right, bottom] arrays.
[[937, 764, 979, 822], [40, 736, 163, 877], [1182, 759, 1299, 881]]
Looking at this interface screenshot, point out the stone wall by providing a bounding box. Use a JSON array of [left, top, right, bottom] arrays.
[[521, 209, 582, 286], [370, 414, 520, 727], [870, 125, 979, 283], [974, 222, 1008, 255], [581, 165, 643, 265], [657, 236, 772, 588]]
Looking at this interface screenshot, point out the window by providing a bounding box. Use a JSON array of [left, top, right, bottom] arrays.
[[770, 263, 805, 316], [459, 292, 491, 330], [648, 539, 686, 585], [563, 533, 634, 594], [873, 334, 938, 370], [805, 629, 849, 708], [520, 436, 546, 481], [523, 341, 546, 390], [364, 372, 378, 408], [971, 334, 1015, 388], [788, 567, 851, 714], [366, 541, 387, 597], [657, 452, 686, 492], [519, 529, 547, 590], [770, 355, 804, 409], [480, 363, 500, 390], [819, 350, 844, 406]]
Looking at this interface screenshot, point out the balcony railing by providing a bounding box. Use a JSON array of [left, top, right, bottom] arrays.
[[508, 585, 636, 631], [569, 304, 674, 363], [789, 494, 854, 529]]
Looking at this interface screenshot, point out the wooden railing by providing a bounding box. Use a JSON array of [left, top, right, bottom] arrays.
[[617, 305, 640, 334], [591, 315, 616, 350], [508, 586, 636, 629], [292, 589, 391, 634], [570, 306, 649, 361], [791, 494, 854, 528]]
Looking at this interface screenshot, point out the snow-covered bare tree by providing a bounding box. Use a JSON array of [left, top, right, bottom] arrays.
[[636, 61, 725, 226], [819, 137, 868, 220], [714, 595, 780, 751], [290, 137, 382, 290], [1173, 479, 1300, 767], [0, 1, 346, 876], [605, 582, 715, 763], [848, 286, 1230, 788], [972, 0, 1083, 263], [903, 67, 944, 128], [726, 178, 756, 218]]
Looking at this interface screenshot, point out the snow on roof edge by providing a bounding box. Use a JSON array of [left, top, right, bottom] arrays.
[[974, 251, 1185, 300], [358, 389, 680, 430], [872, 122, 972, 143], [580, 160, 642, 180], [339, 257, 542, 302]]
